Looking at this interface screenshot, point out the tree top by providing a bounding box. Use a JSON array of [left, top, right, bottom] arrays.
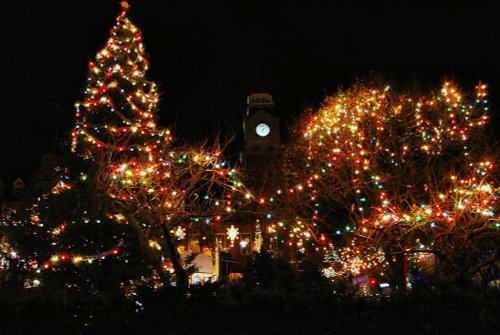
[[120, 1, 130, 11]]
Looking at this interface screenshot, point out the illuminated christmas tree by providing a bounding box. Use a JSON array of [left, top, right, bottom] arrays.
[[72, 0, 164, 160], [1, 1, 164, 293], [70, 1, 251, 290], [1, 157, 157, 294], [67, 0, 182, 288]]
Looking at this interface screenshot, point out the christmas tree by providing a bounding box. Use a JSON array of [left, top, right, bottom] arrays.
[[70, 1, 251, 290], [72, 1, 166, 160], [2, 1, 165, 295], [3, 1, 251, 293]]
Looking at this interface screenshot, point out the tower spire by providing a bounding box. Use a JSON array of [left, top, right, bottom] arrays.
[[251, 66, 261, 93]]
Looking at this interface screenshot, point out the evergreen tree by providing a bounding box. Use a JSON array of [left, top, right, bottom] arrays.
[[3, 1, 250, 294], [1, 1, 162, 296], [72, 0, 164, 161], [71, 1, 251, 290]]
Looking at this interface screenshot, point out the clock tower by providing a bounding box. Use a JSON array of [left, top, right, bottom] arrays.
[[241, 92, 283, 190]]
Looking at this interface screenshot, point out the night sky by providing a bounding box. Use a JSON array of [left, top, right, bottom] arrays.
[[1, 0, 499, 182]]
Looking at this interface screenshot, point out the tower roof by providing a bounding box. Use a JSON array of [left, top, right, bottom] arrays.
[[247, 93, 274, 107]]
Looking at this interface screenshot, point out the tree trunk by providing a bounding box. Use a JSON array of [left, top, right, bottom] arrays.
[[161, 225, 189, 291], [128, 215, 170, 285], [388, 252, 407, 293]]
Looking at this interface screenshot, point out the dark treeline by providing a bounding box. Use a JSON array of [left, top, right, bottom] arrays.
[[1, 254, 498, 335]]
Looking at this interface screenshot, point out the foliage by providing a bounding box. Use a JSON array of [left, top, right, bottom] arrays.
[[2, 152, 155, 294], [0, 264, 498, 335]]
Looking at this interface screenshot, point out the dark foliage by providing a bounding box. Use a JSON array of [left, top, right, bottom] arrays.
[[1, 256, 498, 335]]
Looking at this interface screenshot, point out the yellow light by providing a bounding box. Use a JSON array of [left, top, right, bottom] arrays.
[[226, 225, 239, 246]]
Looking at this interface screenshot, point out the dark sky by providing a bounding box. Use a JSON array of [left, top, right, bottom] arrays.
[[1, 0, 499, 182]]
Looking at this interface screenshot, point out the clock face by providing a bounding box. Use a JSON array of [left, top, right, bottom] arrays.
[[255, 123, 270, 137]]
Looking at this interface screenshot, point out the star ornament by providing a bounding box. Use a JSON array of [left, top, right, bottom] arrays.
[[120, 1, 130, 10]]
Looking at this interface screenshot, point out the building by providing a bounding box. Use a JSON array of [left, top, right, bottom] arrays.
[[241, 92, 284, 191], [182, 91, 285, 283]]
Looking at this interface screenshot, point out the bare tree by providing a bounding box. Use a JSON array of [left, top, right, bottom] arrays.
[[282, 79, 498, 289], [106, 139, 250, 290]]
